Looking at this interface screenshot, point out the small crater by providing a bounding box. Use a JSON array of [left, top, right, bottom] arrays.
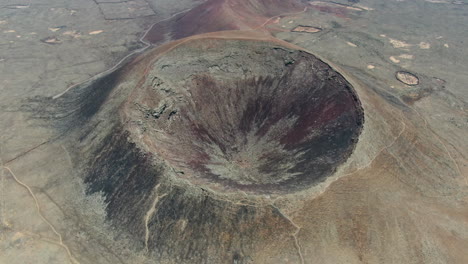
[[291, 26, 322, 33], [396, 71, 420, 86]]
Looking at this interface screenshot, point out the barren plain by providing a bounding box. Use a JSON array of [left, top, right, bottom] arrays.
[[0, 0, 467, 263]]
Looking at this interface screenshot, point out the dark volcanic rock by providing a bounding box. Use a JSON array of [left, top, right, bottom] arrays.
[[50, 37, 364, 263], [125, 39, 364, 194]]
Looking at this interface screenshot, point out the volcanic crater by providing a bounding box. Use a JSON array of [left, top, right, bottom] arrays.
[[124, 38, 364, 194]]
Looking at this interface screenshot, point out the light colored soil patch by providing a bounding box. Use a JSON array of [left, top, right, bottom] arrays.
[[388, 38, 413, 49], [419, 41, 431, 49], [355, 4, 374, 11], [425, 0, 451, 3], [63, 31, 81, 38], [48, 27, 62, 32], [292, 26, 322, 33], [389, 56, 400, 63], [396, 71, 420, 85], [398, 54, 414, 59], [89, 30, 104, 35]]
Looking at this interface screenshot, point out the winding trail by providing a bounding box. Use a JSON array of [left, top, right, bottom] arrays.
[[52, 3, 308, 100], [266, 110, 406, 264], [254, 7, 308, 31], [3, 166, 79, 264], [0, 3, 464, 264], [272, 205, 304, 264], [52, 7, 195, 100], [407, 105, 466, 185], [143, 183, 167, 253], [338, 110, 407, 179]]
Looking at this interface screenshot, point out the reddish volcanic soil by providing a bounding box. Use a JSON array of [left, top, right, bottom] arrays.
[[144, 0, 306, 44]]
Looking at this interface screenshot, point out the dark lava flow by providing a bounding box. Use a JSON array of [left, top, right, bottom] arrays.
[[127, 39, 364, 194]]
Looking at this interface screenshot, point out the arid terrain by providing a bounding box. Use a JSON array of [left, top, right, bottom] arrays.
[[1, 0, 467, 263]]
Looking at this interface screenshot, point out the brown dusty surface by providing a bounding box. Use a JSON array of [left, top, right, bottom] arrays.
[[1, 0, 467, 264]]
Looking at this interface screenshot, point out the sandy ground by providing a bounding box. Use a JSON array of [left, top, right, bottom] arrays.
[[0, 0, 467, 263]]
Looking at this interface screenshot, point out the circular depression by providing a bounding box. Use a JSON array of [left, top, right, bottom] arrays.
[[126, 39, 364, 194]]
